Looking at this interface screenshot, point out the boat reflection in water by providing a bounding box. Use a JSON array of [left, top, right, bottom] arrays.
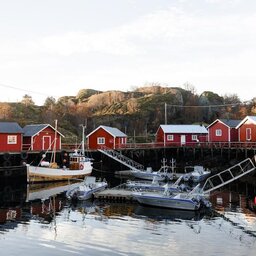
[[132, 204, 209, 221], [26, 180, 83, 202], [0, 179, 256, 256]]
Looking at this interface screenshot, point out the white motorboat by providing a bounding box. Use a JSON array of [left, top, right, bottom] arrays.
[[66, 176, 108, 201], [132, 184, 211, 211], [126, 175, 188, 193], [28, 122, 93, 183], [130, 158, 173, 181], [183, 166, 211, 183]]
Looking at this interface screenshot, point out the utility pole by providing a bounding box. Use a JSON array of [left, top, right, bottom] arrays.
[[165, 103, 167, 124]]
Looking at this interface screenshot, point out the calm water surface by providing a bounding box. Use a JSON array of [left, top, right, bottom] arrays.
[[0, 180, 256, 256]]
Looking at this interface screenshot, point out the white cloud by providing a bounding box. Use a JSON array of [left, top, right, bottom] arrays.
[[1, 1, 256, 104]]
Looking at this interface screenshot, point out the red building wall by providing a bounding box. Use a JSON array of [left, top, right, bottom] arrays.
[[0, 133, 22, 152], [238, 120, 256, 142], [165, 133, 207, 146], [208, 122, 229, 142], [156, 128, 207, 146], [156, 128, 164, 143], [88, 128, 115, 149], [32, 127, 61, 151], [87, 127, 126, 149]]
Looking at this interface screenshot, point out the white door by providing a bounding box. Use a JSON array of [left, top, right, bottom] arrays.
[[43, 136, 51, 150], [181, 135, 186, 145]]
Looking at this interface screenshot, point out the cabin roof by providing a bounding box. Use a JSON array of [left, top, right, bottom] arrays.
[[236, 115, 256, 128], [207, 119, 241, 129], [23, 124, 64, 137], [87, 125, 127, 138], [159, 124, 208, 134], [0, 122, 23, 133]]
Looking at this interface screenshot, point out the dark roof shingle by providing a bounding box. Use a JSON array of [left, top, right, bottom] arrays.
[[0, 122, 23, 133]]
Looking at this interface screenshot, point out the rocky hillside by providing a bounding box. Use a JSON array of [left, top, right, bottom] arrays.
[[0, 85, 255, 142]]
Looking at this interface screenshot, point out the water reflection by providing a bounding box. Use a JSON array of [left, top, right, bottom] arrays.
[[132, 204, 209, 221], [0, 180, 256, 256]]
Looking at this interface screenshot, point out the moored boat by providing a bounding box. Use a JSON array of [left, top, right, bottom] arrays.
[[183, 166, 211, 183], [28, 151, 93, 183], [132, 184, 211, 211], [27, 122, 93, 183], [126, 175, 188, 193], [66, 176, 108, 201]]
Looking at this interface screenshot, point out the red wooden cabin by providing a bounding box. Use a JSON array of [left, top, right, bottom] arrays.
[[155, 124, 208, 146], [86, 125, 127, 150], [23, 124, 64, 151], [207, 119, 240, 143], [236, 116, 256, 142], [0, 122, 23, 152]]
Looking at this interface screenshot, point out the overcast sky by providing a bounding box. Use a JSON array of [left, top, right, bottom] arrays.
[[0, 0, 256, 105]]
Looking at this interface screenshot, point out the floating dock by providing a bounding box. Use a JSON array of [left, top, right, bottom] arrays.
[[94, 185, 136, 202]]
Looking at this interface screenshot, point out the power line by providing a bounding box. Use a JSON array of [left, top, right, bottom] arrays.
[[165, 102, 248, 108], [0, 82, 57, 98]]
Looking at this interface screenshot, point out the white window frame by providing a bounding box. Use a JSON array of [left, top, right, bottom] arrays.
[[7, 135, 17, 144], [167, 135, 174, 141], [216, 129, 222, 136], [97, 137, 105, 144], [192, 135, 198, 141]]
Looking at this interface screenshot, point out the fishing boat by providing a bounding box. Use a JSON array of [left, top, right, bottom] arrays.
[[27, 121, 93, 183], [132, 184, 211, 211], [66, 176, 108, 201]]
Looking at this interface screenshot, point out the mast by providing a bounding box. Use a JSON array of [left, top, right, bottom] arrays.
[[53, 119, 58, 163], [81, 124, 86, 156]]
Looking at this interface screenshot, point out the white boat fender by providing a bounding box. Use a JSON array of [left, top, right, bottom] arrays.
[[40, 161, 50, 167]]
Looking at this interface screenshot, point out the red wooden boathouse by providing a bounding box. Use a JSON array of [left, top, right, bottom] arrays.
[[236, 116, 256, 142], [23, 124, 64, 151], [0, 122, 23, 152], [86, 125, 127, 150], [155, 124, 208, 147], [207, 119, 240, 143]]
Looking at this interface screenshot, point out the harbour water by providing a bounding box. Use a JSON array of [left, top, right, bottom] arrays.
[[0, 175, 256, 256]]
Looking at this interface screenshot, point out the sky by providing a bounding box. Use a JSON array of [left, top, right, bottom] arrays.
[[0, 0, 256, 105]]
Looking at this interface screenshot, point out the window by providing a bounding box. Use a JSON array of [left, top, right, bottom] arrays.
[[192, 135, 198, 141], [97, 137, 105, 144], [8, 135, 17, 144], [167, 135, 174, 141], [216, 129, 222, 136]]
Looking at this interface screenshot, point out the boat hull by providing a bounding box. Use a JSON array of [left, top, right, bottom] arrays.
[[131, 171, 166, 181], [28, 164, 92, 183], [133, 192, 200, 210]]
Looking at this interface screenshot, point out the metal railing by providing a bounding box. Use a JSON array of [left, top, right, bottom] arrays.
[[98, 148, 144, 171]]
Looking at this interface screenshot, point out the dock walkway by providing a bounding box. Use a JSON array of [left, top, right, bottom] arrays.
[[94, 184, 136, 202]]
